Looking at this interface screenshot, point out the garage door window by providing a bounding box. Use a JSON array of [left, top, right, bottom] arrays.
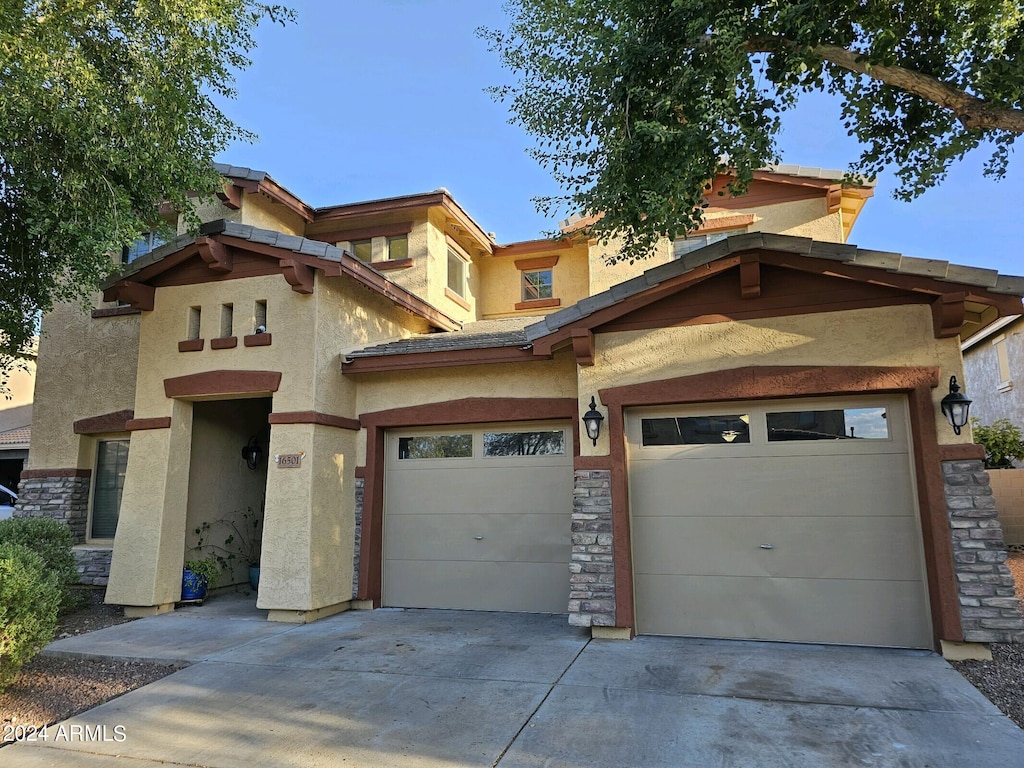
[[766, 408, 889, 441], [484, 430, 565, 456], [641, 415, 750, 445], [398, 434, 472, 459]]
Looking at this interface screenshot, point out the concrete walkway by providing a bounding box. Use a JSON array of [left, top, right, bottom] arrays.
[[6, 592, 1024, 767]]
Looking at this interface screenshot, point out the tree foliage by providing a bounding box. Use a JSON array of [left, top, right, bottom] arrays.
[[0, 0, 293, 376], [483, 1, 1024, 257]]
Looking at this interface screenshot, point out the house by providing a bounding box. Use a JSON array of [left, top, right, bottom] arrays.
[[19, 162, 1024, 651], [0, 356, 34, 493], [962, 315, 1024, 429]]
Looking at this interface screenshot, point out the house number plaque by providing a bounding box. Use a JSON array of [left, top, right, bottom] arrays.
[[276, 453, 304, 468]]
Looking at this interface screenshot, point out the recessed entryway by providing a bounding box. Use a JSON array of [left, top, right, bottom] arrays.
[[627, 395, 933, 647]]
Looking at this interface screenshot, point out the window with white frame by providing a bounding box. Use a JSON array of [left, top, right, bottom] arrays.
[[90, 439, 130, 540], [123, 231, 168, 263], [521, 269, 553, 302], [386, 235, 408, 260], [351, 239, 373, 263], [994, 334, 1013, 392], [447, 247, 467, 298], [673, 227, 747, 259]]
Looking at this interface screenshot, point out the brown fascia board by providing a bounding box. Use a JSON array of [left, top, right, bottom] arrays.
[[314, 191, 494, 255], [342, 345, 541, 374], [492, 238, 578, 257]]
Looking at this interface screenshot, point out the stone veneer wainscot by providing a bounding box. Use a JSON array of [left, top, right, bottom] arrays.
[[568, 469, 616, 627]]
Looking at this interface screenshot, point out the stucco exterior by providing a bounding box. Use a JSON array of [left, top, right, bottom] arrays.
[[24, 162, 1024, 649], [963, 317, 1024, 430]]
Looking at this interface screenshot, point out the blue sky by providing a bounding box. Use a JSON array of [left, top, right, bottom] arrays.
[[222, 1, 1024, 276]]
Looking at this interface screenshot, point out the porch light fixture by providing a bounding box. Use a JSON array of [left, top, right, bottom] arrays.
[[582, 396, 605, 446], [940, 376, 973, 435], [241, 435, 264, 470]]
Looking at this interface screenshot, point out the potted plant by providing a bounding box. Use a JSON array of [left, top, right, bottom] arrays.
[[181, 557, 220, 602], [194, 507, 263, 589]]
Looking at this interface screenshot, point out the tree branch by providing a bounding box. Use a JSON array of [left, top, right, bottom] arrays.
[[745, 37, 1024, 133]]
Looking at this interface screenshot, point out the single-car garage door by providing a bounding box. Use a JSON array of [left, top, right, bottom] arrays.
[[384, 422, 572, 613], [627, 396, 932, 647]]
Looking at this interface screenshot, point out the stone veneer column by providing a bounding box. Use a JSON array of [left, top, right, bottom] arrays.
[[13, 474, 92, 544], [568, 469, 616, 627], [943, 458, 1024, 643], [353, 477, 363, 599]]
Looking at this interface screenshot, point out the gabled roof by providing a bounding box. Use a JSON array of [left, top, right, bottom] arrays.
[[343, 233, 1024, 373], [0, 425, 30, 448], [525, 233, 1024, 343], [101, 220, 462, 332]]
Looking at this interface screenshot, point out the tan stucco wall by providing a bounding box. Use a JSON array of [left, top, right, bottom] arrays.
[[29, 303, 140, 469], [177, 197, 240, 235], [241, 192, 306, 236], [106, 399, 194, 606], [478, 245, 591, 319], [0, 358, 35, 433], [586, 199, 846, 295], [426, 208, 477, 322], [579, 304, 968, 456], [313, 275, 430, 417], [132, 275, 317, 417], [746, 198, 843, 242], [353, 354, 579, 465], [332, 217, 433, 300], [258, 422, 356, 611]]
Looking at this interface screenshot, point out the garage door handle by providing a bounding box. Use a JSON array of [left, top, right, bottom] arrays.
[[759, 544, 774, 550], [474, 536, 484, 541]]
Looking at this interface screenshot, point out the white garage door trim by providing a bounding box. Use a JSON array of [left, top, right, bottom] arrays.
[[627, 395, 933, 647], [383, 421, 573, 613]]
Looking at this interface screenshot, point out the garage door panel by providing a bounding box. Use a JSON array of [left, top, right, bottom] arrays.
[[630, 454, 914, 519], [386, 559, 569, 613], [635, 574, 932, 647], [386, 465, 570, 517], [633, 516, 927, 581], [628, 397, 932, 647], [386, 513, 570, 563]]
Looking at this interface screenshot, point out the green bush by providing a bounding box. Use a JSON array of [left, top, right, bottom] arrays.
[[973, 418, 1024, 469], [0, 542, 61, 691], [0, 518, 81, 612]]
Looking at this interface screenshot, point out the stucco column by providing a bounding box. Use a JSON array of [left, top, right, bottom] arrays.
[[258, 422, 356, 622], [105, 400, 194, 611]]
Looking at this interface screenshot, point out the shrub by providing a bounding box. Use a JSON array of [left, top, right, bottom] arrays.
[[0, 542, 61, 691], [973, 418, 1024, 469], [0, 517, 81, 612]]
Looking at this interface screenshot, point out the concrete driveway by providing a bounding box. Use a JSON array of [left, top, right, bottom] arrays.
[[6, 594, 1024, 767]]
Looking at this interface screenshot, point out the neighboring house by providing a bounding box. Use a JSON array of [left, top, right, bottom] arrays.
[[19, 162, 1024, 651], [0, 356, 35, 491], [962, 315, 1024, 429]]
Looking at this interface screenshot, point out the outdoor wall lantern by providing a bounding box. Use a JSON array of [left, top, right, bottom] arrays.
[[241, 435, 264, 470], [582, 396, 605, 446], [940, 376, 973, 435]]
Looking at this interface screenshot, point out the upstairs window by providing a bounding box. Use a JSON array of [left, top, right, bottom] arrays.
[[123, 231, 168, 263], [447, 247, 467, 298], [351, 240, 373, 263], [522, 269, 553, 302], [386, 235, 408, 261], [673, 228, 747, 259]]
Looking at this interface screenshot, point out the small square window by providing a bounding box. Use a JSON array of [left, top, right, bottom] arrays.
[[447, 247, 467, 298], [386, 235, 408, 261], [351, 240, 372, 262], [123, 231, 168, 263], [522, 269, 553, 302]]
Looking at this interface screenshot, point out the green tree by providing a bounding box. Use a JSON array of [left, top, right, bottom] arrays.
[[484, 1, 1024, 258], [0, 0, 293, 383]]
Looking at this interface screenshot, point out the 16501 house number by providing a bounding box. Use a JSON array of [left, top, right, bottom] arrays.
[[275, 452, 304, 468]]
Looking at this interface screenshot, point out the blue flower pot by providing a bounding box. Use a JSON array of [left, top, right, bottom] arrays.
[[181, 568, 208, 601], [248, 565, 260, 590]]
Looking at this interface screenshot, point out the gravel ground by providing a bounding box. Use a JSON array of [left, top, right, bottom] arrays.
[[950, 552, 1024, 729], [0, 589, 182, 742], [4, 561, 1024, 739]]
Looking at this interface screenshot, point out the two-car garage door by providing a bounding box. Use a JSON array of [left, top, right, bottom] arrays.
[[383, 422, 572, 613], [627, 396, 933, 648]]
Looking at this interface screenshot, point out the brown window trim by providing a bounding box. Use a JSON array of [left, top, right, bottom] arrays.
[[211, 336, 238, 350], [178, 339, 205, 352], [311, 221, 413, 244], [92, 306, 142, 319], [444, 287, 471, 310], [514, 255, 559, 271], [244, 333, 272, 347], [125, 416, 172, 431], [514, 297, 561, 311], [373, 258, 415, 271], [73, 410, 135, 435]]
